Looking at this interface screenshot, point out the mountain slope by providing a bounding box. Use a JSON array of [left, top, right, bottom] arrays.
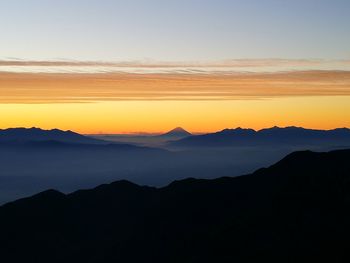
[[0, 127, 106, 144], [0, 129, 172, 204], [169, 126, 350, 147], [0, 149, 350, 262], [157, 127, 192, 139]]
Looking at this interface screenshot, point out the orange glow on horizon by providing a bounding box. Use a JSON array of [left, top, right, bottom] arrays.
[[1, 71, 350, 134], [1, 96, 350, 134]]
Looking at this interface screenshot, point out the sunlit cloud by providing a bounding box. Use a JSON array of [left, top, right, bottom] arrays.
[[0, 70, 349, 103], [1, 59, 350, 74]]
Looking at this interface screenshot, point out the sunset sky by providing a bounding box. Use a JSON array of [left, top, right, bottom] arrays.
[[1, 0, 350, 133]]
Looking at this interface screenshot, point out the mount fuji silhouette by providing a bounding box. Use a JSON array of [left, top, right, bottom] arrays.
[[156, 127, 192, 139]]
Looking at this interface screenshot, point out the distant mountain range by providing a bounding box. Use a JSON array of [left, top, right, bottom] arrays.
[[3, 126, 350, 148], [0, 127, 106, 145], [0, 148, 349, 262], [0, 127, 174, 203], [1, 126, 350, 205], [169, 126, 350, 148]]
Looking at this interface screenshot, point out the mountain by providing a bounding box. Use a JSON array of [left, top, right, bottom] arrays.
[[0, 127, 106, 144], [0, 128, 175, 204], [89, 127, 192, 147], [169, 126, 350, 148], [0, 149, 349, 262], [156, 127, 192, 139]]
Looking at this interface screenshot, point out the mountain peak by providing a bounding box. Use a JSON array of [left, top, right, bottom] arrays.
[[169, 126, 350, 147], [170, 127, 190, 133], [160, 127, 192, 138], [0, 127, 105, 145], [219, 127, 256, 135]]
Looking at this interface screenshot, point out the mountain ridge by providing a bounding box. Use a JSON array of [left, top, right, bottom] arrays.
[[170, 126, 350, 147], [1, 148, 349, 262], [0, 127, 106, 145], [4, 148, 349, 207]]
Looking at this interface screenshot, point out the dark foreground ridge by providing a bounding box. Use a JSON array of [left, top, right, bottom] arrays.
[[1, 149, 350, 262]]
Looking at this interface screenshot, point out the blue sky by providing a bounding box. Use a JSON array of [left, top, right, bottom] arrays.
[[1, 0, 349, 61]]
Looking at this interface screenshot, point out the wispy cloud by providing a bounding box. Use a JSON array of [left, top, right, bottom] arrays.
[[0, 59, 350, 74], [1, 71, 350, 103]]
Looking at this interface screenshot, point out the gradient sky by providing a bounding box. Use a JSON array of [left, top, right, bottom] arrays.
[[0, 0, 350, 133], [1, 0, 350, 61]]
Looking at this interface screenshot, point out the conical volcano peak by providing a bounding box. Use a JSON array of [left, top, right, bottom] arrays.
[[160, 127, 192, 138], [171, 127, 189, 133]]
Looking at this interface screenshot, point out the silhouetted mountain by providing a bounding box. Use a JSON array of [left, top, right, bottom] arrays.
[[161, 127, 192, 137], [156, 127, 192, 139], [89, 127, 192, 147], [0, 133, 175, 203], [0, 149, 349, 262], [0, 127, 106, 144], [170, 126, 350, 148]]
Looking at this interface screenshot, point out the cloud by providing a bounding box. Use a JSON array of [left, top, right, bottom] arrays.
[[0, 59, 350, 74], [0, 71, 350, 103]]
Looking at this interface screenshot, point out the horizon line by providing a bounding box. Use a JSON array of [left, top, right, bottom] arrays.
[[2, 125, 350, 136]]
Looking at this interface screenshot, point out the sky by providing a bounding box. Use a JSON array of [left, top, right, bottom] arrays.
[[1, 0, 350, 61], [0, 0, 350, 133]]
